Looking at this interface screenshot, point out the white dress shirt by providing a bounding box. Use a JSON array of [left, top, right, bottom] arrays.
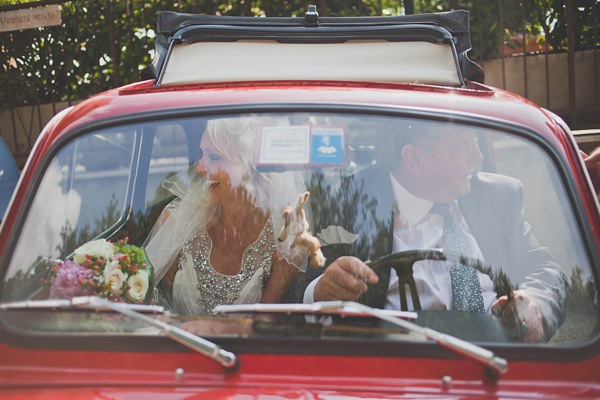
[[304, 173, 497, 312]]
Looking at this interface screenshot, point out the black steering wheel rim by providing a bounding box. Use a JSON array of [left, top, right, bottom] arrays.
[[365, 249, 495, 311]]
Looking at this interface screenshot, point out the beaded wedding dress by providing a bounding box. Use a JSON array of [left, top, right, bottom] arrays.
[[171, 214, 276, 316], [144, 167, 308, 316]]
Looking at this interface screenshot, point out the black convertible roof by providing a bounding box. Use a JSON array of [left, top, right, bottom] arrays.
[[143, 8, 484, 85]]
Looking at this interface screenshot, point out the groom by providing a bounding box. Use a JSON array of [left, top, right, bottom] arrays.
[[304, 122, 566, 343]]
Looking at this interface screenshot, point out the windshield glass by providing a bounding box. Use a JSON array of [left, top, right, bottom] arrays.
[[1, 112, 596, 346]]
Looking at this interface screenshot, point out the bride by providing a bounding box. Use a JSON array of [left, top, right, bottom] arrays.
[[144, 117, 307, 316]]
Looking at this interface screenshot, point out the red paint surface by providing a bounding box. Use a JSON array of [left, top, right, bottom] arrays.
[[1, 342, 600, 398], [1, 80, 599, 398]]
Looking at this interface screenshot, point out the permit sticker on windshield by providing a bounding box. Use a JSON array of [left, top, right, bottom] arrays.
[[310, 127, 345, 165], [257, 125, 345, 168], [258, 125, 310, 165]]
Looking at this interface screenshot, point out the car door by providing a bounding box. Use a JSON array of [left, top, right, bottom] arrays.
[[0, 137, 19, 222]]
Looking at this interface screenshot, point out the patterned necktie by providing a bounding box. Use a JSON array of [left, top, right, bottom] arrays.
[[431, 202, 485, 313]]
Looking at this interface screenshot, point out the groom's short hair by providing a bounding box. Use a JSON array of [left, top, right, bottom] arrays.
[[374, 121, 443, 172]]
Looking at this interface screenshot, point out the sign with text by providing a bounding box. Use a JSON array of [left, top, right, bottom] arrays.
[[0, 5, 61, 32], [258, 125, 311, 165], [256, 125, 346, 169]]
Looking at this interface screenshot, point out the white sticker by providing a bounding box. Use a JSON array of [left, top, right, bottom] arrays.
[[259, 125, 310, 165]]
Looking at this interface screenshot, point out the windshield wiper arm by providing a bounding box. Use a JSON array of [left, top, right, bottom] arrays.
[[331, 302, 507, 378], [1, 296, 238, 372], [217, 301, 507, 378]]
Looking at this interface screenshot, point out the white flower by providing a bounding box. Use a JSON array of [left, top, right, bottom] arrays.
[[73, 239, 115, 264], [126, 270, 149, 302], [103, 261, 128, 296]]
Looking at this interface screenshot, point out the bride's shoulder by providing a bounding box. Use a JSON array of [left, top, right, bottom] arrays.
[[165, 197, 182, 212], [160, 198, 182, 223]]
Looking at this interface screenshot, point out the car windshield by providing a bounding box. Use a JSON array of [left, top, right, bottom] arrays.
[[1, 111, 596, 347]]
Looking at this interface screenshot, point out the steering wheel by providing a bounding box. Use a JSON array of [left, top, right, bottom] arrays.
[[365, 249, 511, 342], [365, 249, 496, 311]]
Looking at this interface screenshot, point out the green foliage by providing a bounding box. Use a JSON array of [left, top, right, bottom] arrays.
[[0, 0, 598, 112], [0, 0, 41, 5], [565, 266, 599, 314], [55, 193, 120, 259], [543, 0, 600, 52]]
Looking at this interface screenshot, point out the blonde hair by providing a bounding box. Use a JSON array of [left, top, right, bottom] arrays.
[[204, 117, 270, 210]]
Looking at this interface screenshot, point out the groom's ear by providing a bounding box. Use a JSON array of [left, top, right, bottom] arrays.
[[400, 144, 423, 172]]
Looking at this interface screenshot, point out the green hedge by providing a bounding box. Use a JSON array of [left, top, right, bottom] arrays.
[[0, 0, 597, 111]]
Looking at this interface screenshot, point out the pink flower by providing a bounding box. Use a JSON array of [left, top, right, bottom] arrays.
[[49, 261, 95, 299], [113, 253, 126, 261]]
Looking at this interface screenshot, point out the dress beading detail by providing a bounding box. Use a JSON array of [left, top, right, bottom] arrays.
[[179, 218, 275, 315]]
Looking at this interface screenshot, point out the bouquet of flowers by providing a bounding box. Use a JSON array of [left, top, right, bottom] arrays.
[[42, 238, 155, 304]]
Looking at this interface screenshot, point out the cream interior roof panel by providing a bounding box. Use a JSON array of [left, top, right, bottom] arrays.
[[160, 40, 461, 86]]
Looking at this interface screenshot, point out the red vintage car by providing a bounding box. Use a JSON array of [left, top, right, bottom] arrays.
[[1, 8, 599, 398]]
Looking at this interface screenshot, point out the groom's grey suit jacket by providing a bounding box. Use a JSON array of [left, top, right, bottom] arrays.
[[311, 166, 566, 340]]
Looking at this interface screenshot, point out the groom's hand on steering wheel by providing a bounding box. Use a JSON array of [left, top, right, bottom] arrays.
[[314, 256, 379, 302]]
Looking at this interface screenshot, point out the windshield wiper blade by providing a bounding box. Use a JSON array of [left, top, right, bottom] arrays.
[[0, 296, 165, 313], [215, 301, 418, 319], [1, 296, 238, 372], [217, 301, 507, 378]]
